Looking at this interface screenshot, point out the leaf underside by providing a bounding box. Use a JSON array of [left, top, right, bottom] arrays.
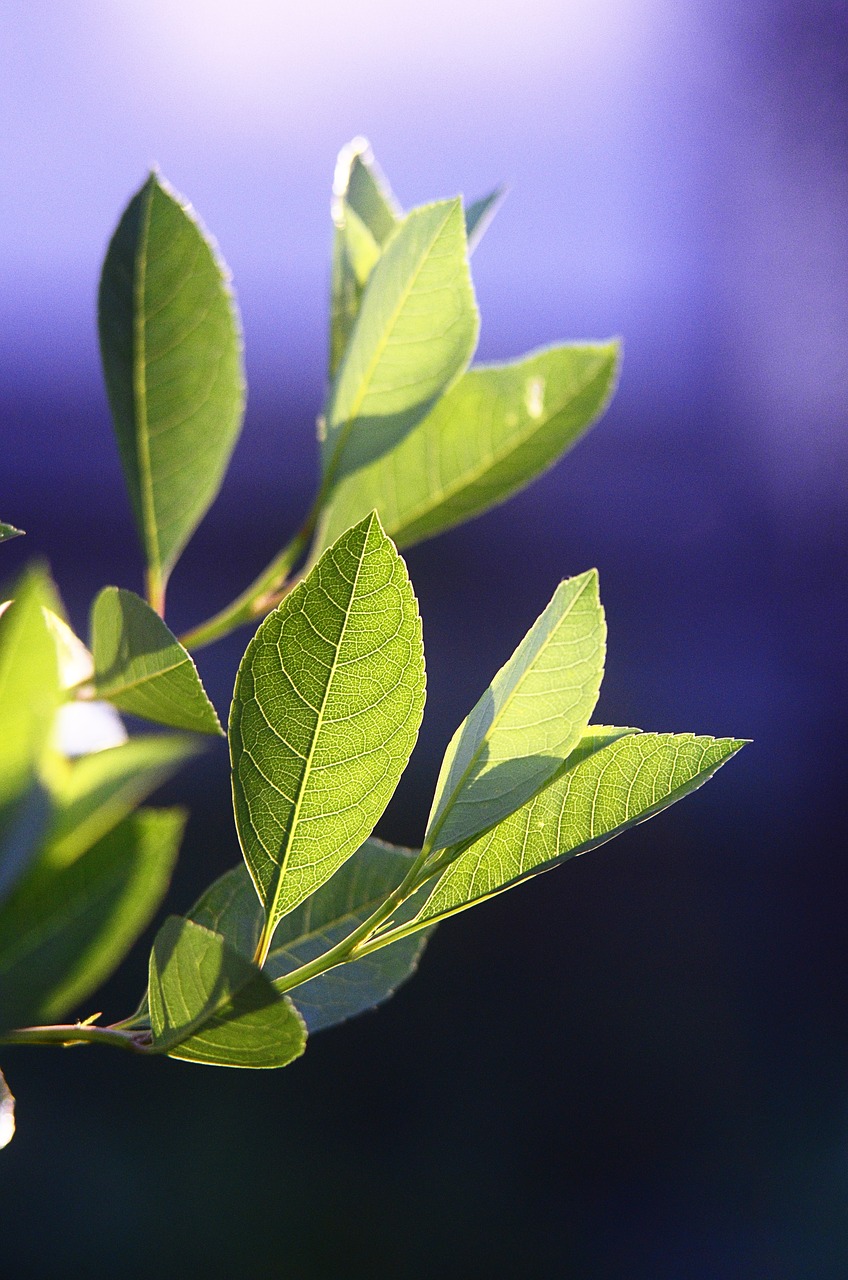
[[190, 838, 432, 1032], [98, 173, 245, 588], [230, 513, 426, 934], [0, 524, 24, 543]]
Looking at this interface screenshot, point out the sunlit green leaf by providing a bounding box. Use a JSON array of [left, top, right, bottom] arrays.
[[322, 199, 478, 488], [98, 173, 245, 602], [148, 916, 306, 1067], [230, 513, 426, 938], [91, 587, 222, 734], [410, 732, 746, 929], [314, 342, 619, 554], [0, 808, 185, 1032], [44, 735, 198, 866], [0, 570, 61, 814], [425, 570, 606, 853], [190, 838, 432, 1033], [0, 524, 23, 543]]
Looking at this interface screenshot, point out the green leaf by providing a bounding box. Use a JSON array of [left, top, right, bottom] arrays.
[[91, 587, 222, 734], [0, 1066, 14, 1149], [322, 199, 478, 488], [0, 524, 23, 543], [0, 570, 61, 814], [329, 139, 399, 377], [230, 513, 426, 940], [148, 916, 306, 1067], [425, 570, 606, 853], [98, 173, 245, 602], [189, 838, 432, 1033], [44, 735, 199, 866], [412, 732, 746, 928], [0, 808, 185, 1032], [464, 186, 506, 252], [314, 342, 620, 554], [0, 784, 52, 908]]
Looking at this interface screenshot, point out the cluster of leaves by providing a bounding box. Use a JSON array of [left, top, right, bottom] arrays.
[[0, 140, 744, 1145]]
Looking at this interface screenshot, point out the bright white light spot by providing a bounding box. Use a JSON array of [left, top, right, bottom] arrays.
[[525, 376, 546, 420]]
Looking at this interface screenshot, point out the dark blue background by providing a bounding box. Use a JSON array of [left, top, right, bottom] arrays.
[[2, 2, 847, 1275]]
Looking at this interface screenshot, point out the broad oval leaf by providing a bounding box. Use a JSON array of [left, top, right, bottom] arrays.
[[91, 587, 222, 734], [148, 916, 306, 1067], [425, 570, 606, 853], [44, 735, 199, 866], [413, 732, 746, 928], [98, 173, 245, 599], [323, 198, 478, 485], [190, 838, 432, 1033], [314, 342, 620, 555], [0, 523, 23, 543], [230, 513, 426, 935], [0, 807, 185, 1032]]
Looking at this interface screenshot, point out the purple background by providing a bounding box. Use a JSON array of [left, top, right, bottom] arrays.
[[2, 2, 847, 1275]]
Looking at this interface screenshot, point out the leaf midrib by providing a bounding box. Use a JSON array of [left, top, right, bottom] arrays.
[[326, 203, 455, 482], [262, 520, 373, 926], [133, 182, 158, 577]]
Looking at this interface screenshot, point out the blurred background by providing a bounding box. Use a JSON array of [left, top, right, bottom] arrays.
[[2, 1, 846, 1275]]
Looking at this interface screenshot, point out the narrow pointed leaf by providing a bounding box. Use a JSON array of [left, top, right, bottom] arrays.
[[98, 173, 245, 596], [0, 1067, 15, 1149], [0, 808, 184, 1032], [91, 587, 222, 734], [148, 916, 306, 1067], [0, 524, 23, 543], [314, 342, 620, 554], [412, 733, 746, 928], [426, 570, 606, 853], [464, 186, 506, 252], [230, 513, 426, 934], [322, 199, 478, 486], [44, 735, 199, 866], [0, 570, 61, 812], [190, 838, 432, 1033]]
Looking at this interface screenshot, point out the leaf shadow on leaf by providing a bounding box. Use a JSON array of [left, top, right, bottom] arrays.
[[0, 783, 52, 908], [329, 398, 444, 483], [94, 591, 177, 686]]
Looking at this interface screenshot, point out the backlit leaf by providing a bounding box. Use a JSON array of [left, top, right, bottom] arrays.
[[0, 808, 184, 1032], [425, 570, 606, 852], [412, 732, 746, 928], [98, 173, 245, 601], [148, 916, 306, 1067], [91, 587, 222, 734], [322, 199, 478, 488], [0, 524, 23, 543], [230, 513, 425, 936], [190, 838, 432, 1033], [314, 342, 619, 554], [0, 569, 61, 813]]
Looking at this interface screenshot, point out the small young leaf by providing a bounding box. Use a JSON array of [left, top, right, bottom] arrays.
[[190, 838, 432, 1033], [0, 524, 23, 543], [412, 732, 746, 928], [0, 570, 61, 814], [425, 570, 606, 853], [44, 735, 199, 866], [230, 513, 426, 939], [330, 139, 401, 375], [464, 186, 506, 252], [314, 342, 620, 555], [91, 587, 222, 734], [148, 917, 306, 1067], [0, 807, 185, 1032], [323, 199, 478, 487], [98, 173, 245, 603], [0, 1066, 15, 1149]]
